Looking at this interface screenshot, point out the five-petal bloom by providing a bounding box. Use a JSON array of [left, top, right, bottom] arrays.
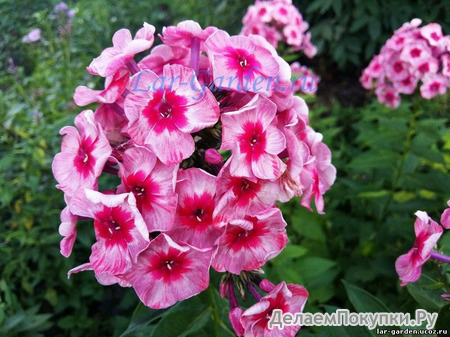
[[69, 190, 150, 276], [117, 146, 178, 232], [204, 30, 280, 95], [52, 110, 112, 198], [395, 211, 443, 286], [87, 23, 155, 77], [240, 282, 309, 337], [212, 208, 288, 274], [124, 234, 213, 309], [169, 168, 223, 248], [221, 95, 286, 180], [125, 64, 220, 165]]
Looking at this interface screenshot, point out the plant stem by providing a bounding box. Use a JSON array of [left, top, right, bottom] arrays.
[[208, 285, 221, 337], [431, 250, 450, 264], [379, 104, 418, 223]]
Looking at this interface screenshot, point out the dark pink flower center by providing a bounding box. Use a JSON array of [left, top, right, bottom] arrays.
[[385, 92, 394, 102], [225, 47, 261, 79], [410, 48, 421, 58], [396, 37, 404, 45], [123, 171, 159, 212], [419, 63, 429, 73], [430, 32, 440, 41], [94, 206, 134, 248], [239, 122, 267, 160], [74, 137, 95, 178], [393, 62, 403, 73], [142, 90, 188, 134], [231, 177, 261, 207], [150, 248, 192, 281], [430, 82, 440, 92], [279, 7, 288, 16], [402, 77, 412, 85], [178, 193, 215, 229]]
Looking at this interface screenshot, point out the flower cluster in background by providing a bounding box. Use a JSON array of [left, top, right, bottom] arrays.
[[360, 19, 450, 109], [395, 200, 450, 286], [52, 20, 336, 336], [290, 61, 320, 95], [22, 2, 75, 43], [241, 0, 317, 58]]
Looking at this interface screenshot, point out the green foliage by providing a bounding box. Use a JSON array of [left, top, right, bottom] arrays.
[[298, 0, 450, 69]]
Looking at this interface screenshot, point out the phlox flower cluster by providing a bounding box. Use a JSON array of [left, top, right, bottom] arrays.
[[52, 20, 336, 336], [22, 2, 75, 43], [361, 19, 450, 109], [241, 0, 317, 58], [395, 200, 450, 286], [290, 62, 320, 95]]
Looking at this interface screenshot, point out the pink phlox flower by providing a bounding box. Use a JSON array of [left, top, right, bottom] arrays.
[[74, 68, 130, 106], [168, 168, 223, 248], [68, 189, 150, 276], [441, 54, 450, 78], [301, 32, 317, 58], [138, 44, 190, 76], [386, 54, 410, 82], [290, 62, 320, 94], [212, 208, 288, 274], [204, 30, 280, 95], [276, 98, 311, 202], [204, 148, 223, 164], [52, 110, 112, 198], [375, 84, 402, 109], [87, 23, 155, 77], [67, 263, 131, 287], [400, 41, 432, 67], [420, 73, 448, 99], [117, 146, 178, 232], [240, 281, 309, 337], [300, 128, 336, 214], [160, 20, 218, 48], [395, 211, 443, 286], [393, 74, 419, 95], [93, 96, 129, 146], [440, 200, 450, 229], [420, 23, 444, 47], [124, 233, 213, 309], [213, 161, 280, 227], [221, 95, 286, 180], [414, 57, 439, 77], [229, 307, 245, 337], [59, 204, 78, 258], [22, 28, 41, 43], [124, 64, 220, 165]]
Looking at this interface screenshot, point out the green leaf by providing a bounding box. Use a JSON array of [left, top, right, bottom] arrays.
[[322, 305, 373, 337], [342, 280, 391, 313], [358, 190, 389, 199], [435, 304, 450, 329], [120, 302, 170, 337], [406, 274, 446, 312], [150, 295, 211, 337]]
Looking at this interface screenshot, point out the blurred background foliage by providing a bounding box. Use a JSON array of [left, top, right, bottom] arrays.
[[0, 0, 449, 336]]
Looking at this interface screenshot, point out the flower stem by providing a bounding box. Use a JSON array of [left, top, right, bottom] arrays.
[[379, 104, 418, 223], [126, 60, 140, 75], [247, 282, 262, 302], [190, 37, 201, 74], [430, 250, 450, 264]]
